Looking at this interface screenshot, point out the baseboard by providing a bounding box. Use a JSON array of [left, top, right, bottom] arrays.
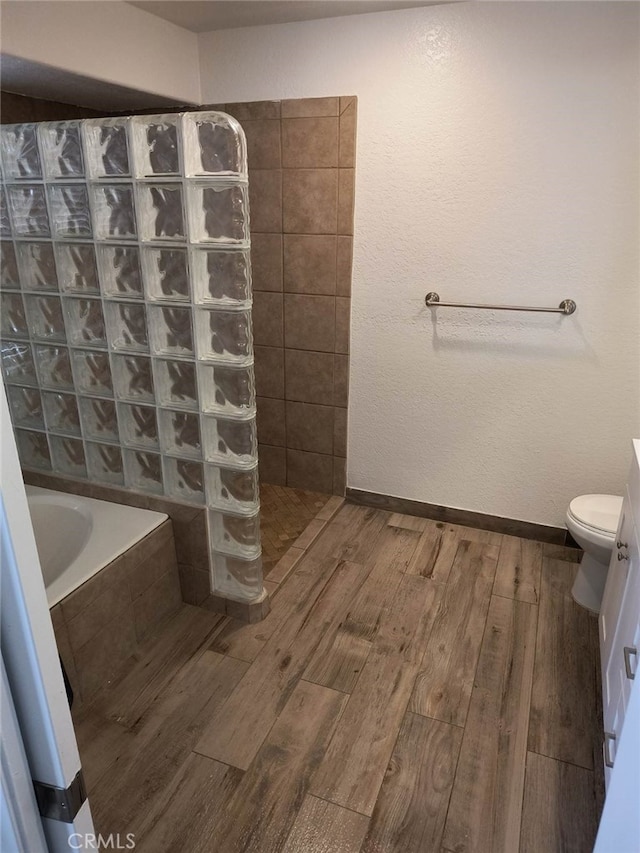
[[346, 488, 572, 546]]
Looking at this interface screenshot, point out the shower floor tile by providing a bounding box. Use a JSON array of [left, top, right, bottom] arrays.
[[259, 483, 330, 576]]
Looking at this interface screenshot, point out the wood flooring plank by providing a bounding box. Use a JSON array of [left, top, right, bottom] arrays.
[[134, 753, 243, 853], [519, 751, 598, 853], [72, 707, 135, 792], [316, 495, 345, 521], [282, 795, 369, 853], [407, 522, 502, 584], [90, 651, 248, 835], [528, 557, 598, 769], [210, 680, 348, 853], [309, 503, 391, 566], [195, 557, 371, 770], [362, 712, 462, 853], [93, 605, 224, 729], [267, 545, 305, 584], [304, 524, 422, 693], [493, 535, 543, 604], [309, 574, 442, 816], [388, 512, 428, 532], [442, 595, 537, 853], [410, 540, 499, 726]]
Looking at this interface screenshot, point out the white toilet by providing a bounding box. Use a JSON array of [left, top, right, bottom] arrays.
[[566, 493, 624, 613]]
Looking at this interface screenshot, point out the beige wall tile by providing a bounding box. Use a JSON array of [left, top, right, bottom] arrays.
[[336, 236, 353, 297], [254, 346, 284, 399], [66, 581, 131, 655], [282, 97, 339, 118], [333, 457, 347, 496], [258, 444, 287, 485], [171, 510, 208, 571], [338, 168, 355, 235], [286, 401, 334, 455], [129, 534, 178, 601], [283, 235, 336, 295], [251, 233, 283, 292], [74, 606, 136, 701], [133, 568, 182, 643], [282, 117, 339, 168], [334, 407, 348, 457], [225, 101, 281, 120], [285, 349, 334, 405], [284, 294, 336, 351], [335, 297, 350, 354], [248, 169, 282, 232], [242, 119, 282, 170], [283, 169, 338, 235], [334, 354, 349, 408], [339, 96, 357, 114], [287, 449, 333, 493], [339, 102, 356, 168], [257, 397, 286, 447], [253, 291, 284, 347], [178, 564, 211, 607]]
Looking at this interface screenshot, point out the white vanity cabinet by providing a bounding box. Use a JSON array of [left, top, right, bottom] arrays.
[[597, 438, 640, 795]]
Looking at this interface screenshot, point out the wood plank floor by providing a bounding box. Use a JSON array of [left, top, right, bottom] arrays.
[[74, 503, 604, 852]]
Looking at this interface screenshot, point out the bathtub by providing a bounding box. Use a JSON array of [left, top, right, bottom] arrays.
[[26, 485, 168, 607]]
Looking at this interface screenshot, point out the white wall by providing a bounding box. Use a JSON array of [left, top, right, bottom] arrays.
[[200, 2, 640, 527], [1, 1, 201, 106]]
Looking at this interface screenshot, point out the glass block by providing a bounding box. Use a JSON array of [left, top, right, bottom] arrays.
[[91, 184, 137, 241], [23, 294, 66, 342], [152, 358, 197, 410], [0, 125, 42, 180], [0, 242, 19, 289], [97, 245, 143, 299], [111, 354, 154, 402], [1, 292, 29, 338], [104, 302, 148, 352], [205, 461, 260, 515], [181, 112, 247, 178], [62, 297, 106, 347], [148, 305, 193, 356], [49, 435, 87, 478], [47, 185, 91, 239], [123, 449, 163, 494], [55, 243, 99, 294], [136, 183, 186, 242], [39, 122, 84, 179], [7, 185, 50, 237], [130, 116, 180, 177], [190, 246, 251, 306], [1, 340, 38, 386], [211, 553, 262, 601], [194, 307, 252, 364], [201, 414, 257, 467], [16, 241, 58, 291], [71, 350, 113, 398], [16, 428, 51, 471], [141, 246, 189, 302], [117, 402, 159, 450], [158, 409, 201, 458], [207, 507, 261, 559], [42, 391, 81, 436], [7, 385, 44, 429], [79, 397, 119, 442], [196, 363, 255, 417], [0, 187, 11, 237], [86, 441, 124, 485], [82, 119, 131, 179], [186, 183, 249, 244], [162, 457, 204, 504], [35, 344, 74, 390]]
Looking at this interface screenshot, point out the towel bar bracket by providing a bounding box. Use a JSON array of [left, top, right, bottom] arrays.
[[425, 292, 576, 315]]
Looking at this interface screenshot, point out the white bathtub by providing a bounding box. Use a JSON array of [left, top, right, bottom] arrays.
[[26, 485, 168, 607]]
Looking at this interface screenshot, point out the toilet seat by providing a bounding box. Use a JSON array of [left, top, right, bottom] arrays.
[[567, 494, 623, 537]]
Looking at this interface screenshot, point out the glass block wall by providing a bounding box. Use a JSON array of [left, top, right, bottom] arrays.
[[0, 113, 264, 603]]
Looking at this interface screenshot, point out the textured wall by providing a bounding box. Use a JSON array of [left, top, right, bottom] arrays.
[[199, 2, 640, 527]]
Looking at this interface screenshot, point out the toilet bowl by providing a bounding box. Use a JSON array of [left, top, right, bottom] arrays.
[[566, 494, 623, 614]]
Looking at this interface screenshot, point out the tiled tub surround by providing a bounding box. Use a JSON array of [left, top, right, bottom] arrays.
[[50, 517, 182, 704], [0, 113, 266, 609], [216, 96, 356, 495]]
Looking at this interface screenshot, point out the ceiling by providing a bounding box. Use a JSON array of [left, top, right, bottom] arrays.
[[127, 0, 452, 33]]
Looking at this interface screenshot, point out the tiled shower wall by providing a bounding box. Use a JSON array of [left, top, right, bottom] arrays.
[[219, 97, 356, 495]]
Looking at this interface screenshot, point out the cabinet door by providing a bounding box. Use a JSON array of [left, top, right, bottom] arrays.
[[600, 490, 634, 679]]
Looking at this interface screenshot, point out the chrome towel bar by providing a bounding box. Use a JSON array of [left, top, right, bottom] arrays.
[[425, 292, 577, 315]]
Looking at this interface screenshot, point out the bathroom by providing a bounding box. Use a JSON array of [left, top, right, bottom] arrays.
[[0, 1, 638, 851]]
